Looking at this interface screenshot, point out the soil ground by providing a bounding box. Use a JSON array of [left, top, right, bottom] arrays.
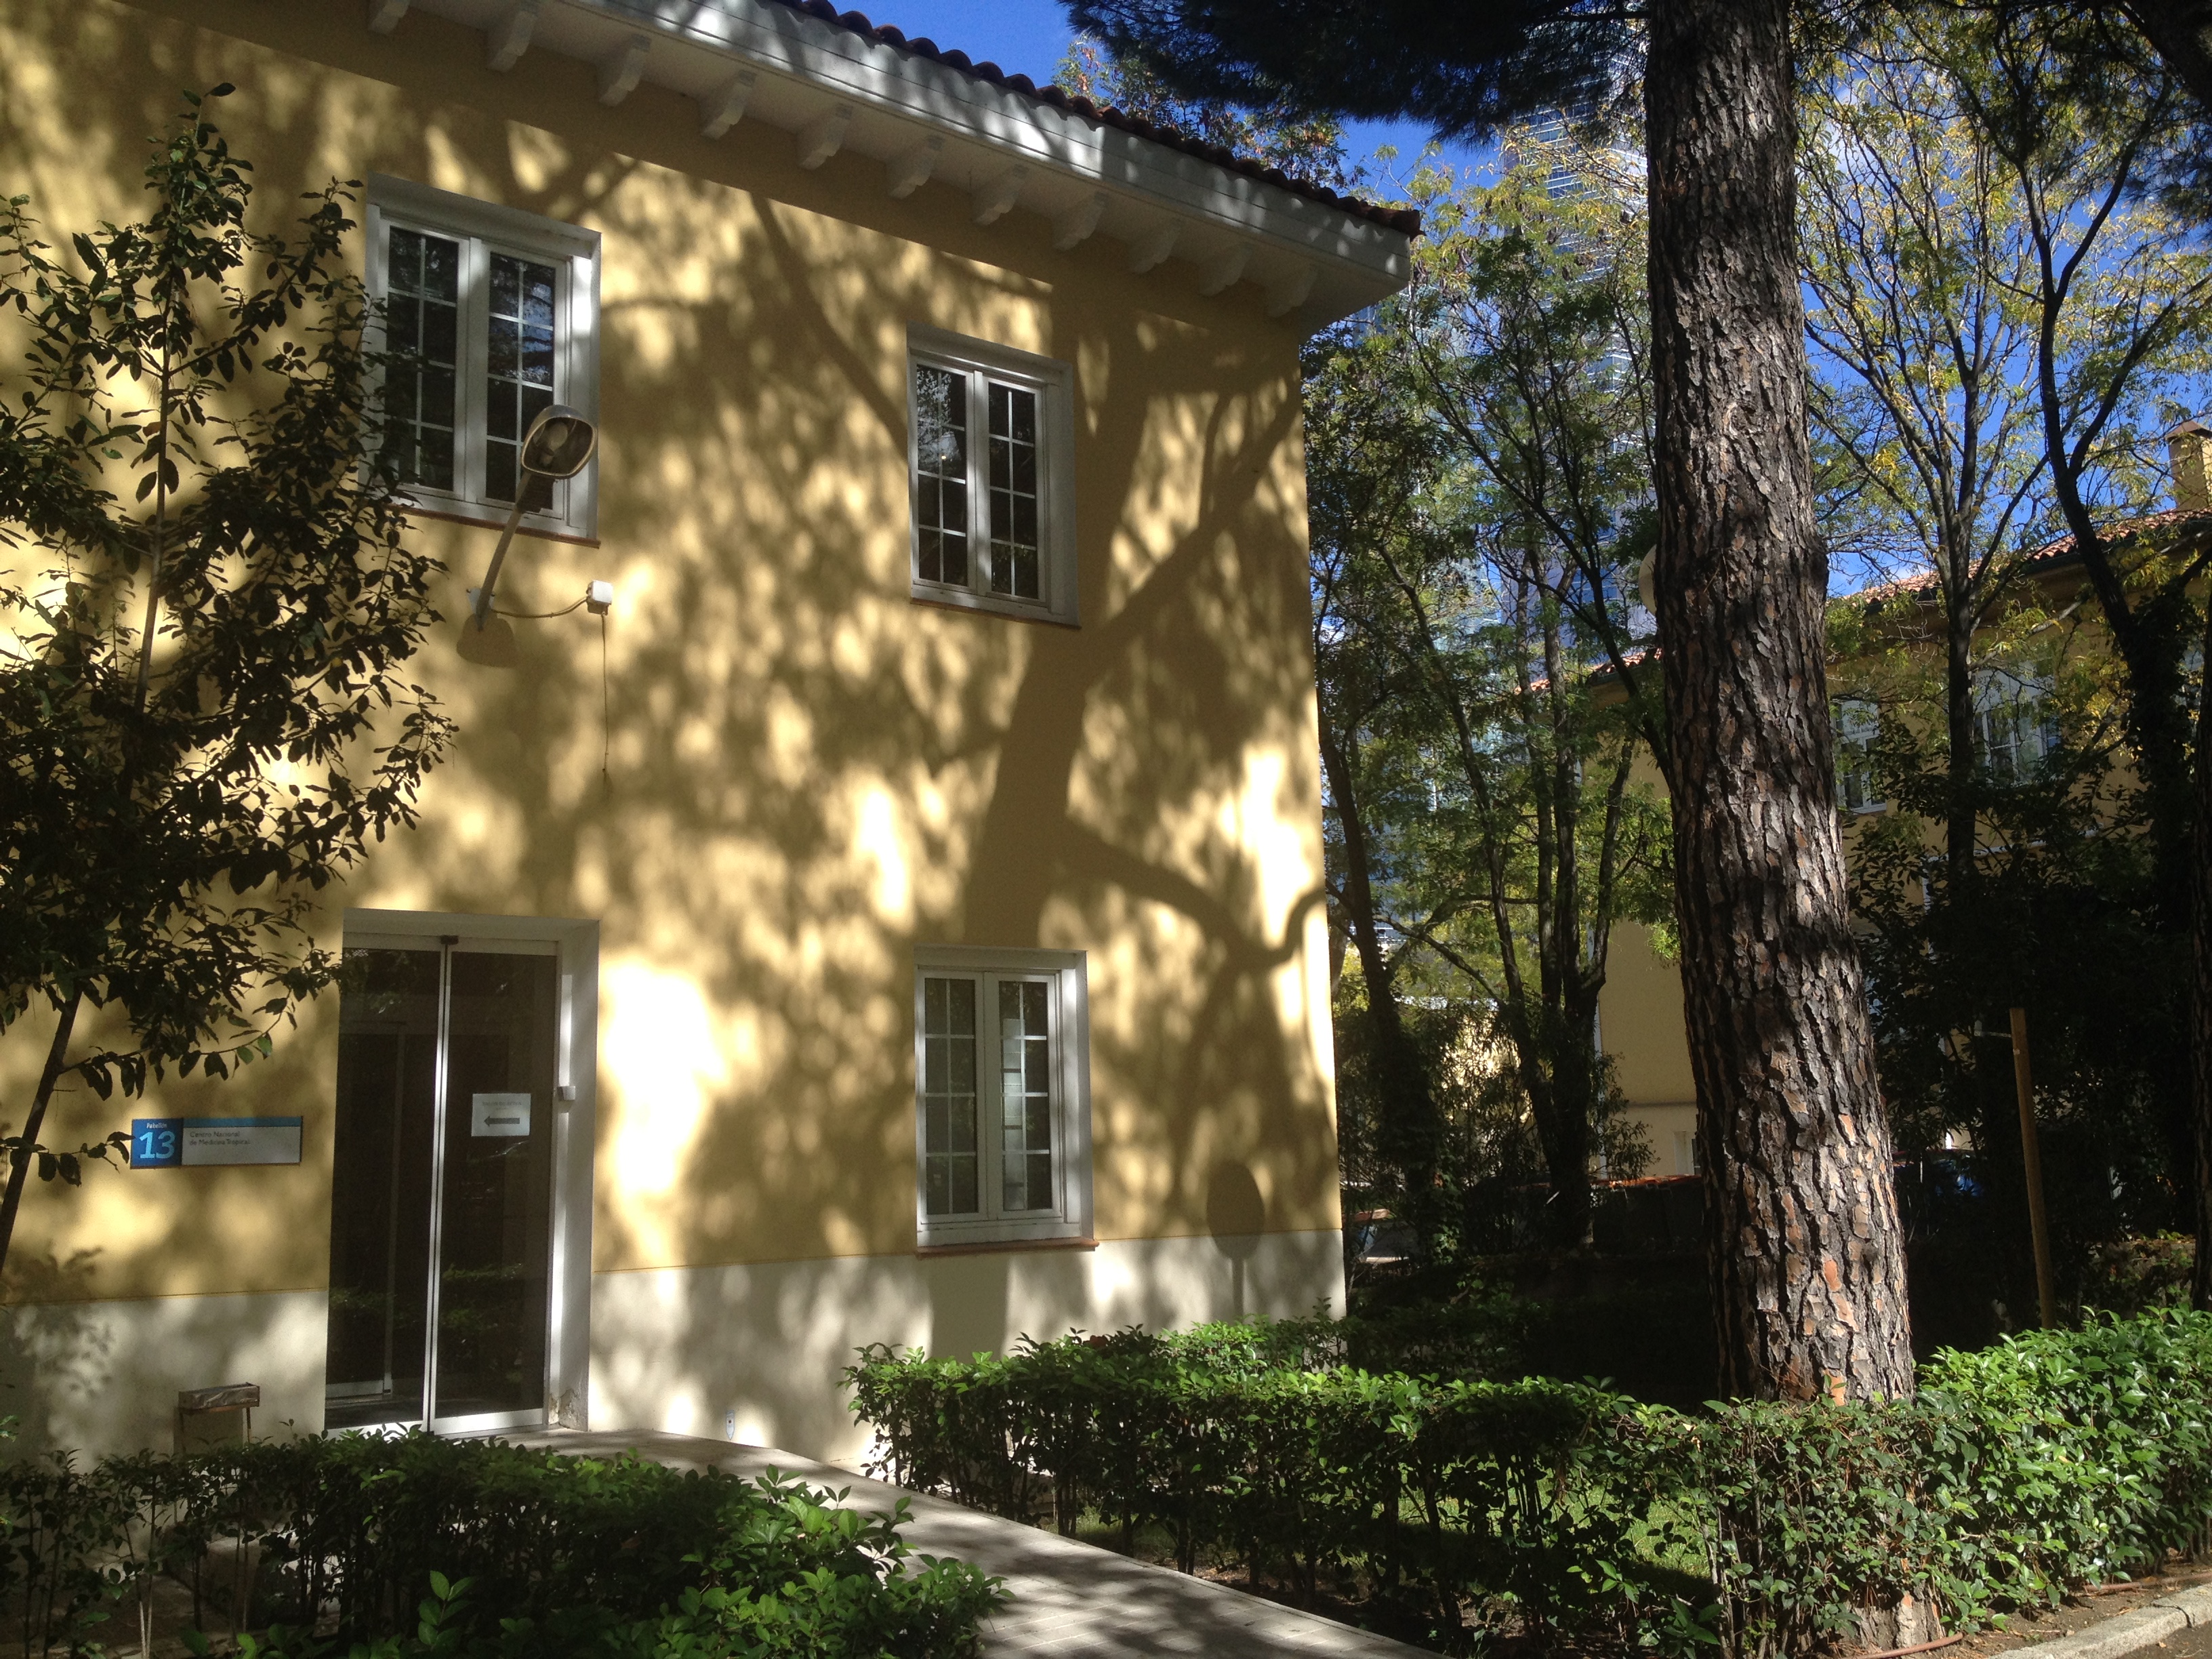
[[1944, 1568, 2212, 1659]]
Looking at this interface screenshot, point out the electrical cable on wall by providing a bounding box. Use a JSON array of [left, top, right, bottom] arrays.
[[492, 596, 590, 620], [483, 581, 615, 785]]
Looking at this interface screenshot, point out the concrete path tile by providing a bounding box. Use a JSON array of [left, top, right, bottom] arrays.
[[509, 1429, 1434, 1658]]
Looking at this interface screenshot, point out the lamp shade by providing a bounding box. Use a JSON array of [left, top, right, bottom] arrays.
[[520, 405, 598, 478]]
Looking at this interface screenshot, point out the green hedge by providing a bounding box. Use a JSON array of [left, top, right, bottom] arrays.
[[846, 1310, 2212, 1658], [0, 1430, 1001, 1657]]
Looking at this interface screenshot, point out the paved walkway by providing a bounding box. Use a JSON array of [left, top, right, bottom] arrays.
[[510, 1429, 1433, 1658]]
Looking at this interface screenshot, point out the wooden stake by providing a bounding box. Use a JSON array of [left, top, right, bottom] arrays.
[[2009, 1007, 2057, 1329]]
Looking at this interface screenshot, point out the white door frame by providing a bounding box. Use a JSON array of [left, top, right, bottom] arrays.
[[337, 908, 599, 1435]]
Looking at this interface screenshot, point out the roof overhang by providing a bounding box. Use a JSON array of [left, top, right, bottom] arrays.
[[370, 0, 1416, 331]]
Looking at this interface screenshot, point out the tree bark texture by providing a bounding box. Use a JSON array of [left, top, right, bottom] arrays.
[[1645, 0, 1916, 1399]]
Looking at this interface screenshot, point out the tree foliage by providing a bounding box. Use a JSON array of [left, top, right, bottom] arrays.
[[0, 91, 451, 1279], [1068, 0, 1927, 1400], [1052, 36, 1355, 188], [1798, 17, 2212, 1317], [1066, 1, 1640, 141], [1314, 140, 1671, 1250]]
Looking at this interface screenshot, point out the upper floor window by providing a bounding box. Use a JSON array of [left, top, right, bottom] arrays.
[[367, 176, 600, 541], [1833, 695, 1883, 813], [1975, 669, 2058, 787], [907, 327, 1078, 626], [913, 945, 1091, 1248]]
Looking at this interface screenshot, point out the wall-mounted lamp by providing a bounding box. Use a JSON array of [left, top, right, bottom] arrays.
[[470, 405, 600, 631]]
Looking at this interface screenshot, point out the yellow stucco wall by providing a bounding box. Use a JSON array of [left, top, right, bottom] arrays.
[[1600, 922, 1694, 1112], [0, 0, 1342, 1317]]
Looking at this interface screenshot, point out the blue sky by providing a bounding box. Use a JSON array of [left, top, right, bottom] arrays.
[[872, 0, 1477, 190]]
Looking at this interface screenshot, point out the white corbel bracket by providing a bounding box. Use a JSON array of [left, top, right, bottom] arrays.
[[886, 137, 943, 199], [1265, 263, 1317, 319], [972, 165, 1029, 226], [796, 104, 854, 170], [485, 0, 539, 71], [597, 34, 651, 106], [699, 71, 755, 139], [1052, 191, 1107, 251], [1126, 222, 1176, 274], [1197, 241, 1252, 297]]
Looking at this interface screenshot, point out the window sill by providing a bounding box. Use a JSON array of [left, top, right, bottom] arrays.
[[407, 503, 601, 548], [909, 589, 1079, 629], [916, 1235, 1097, 1258]]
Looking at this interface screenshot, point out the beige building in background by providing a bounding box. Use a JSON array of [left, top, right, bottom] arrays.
[[0, 0, 1414, 1459], [1601, 429, 2212, 1179]]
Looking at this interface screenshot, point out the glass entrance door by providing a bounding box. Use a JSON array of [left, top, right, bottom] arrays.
[[325, 940, 561, 1432]]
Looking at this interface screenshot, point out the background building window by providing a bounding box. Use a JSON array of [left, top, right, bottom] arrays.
[[1975, 668, 2059, 787], [367, 176, 600, 539], [1833, 695, 1884, 813], [914, 945, 1091, 1246], [1673, 1130, 1701, 1176], [907, 327, 1078, 626]]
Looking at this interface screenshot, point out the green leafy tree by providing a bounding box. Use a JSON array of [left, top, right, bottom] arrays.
[[0, 91, 451, 1282], [1312, 144, 1672, 1250], [1803, 12, 2212, 1307], [1307, 310, 1451, 1231], [1962, 14, 2212, 1308], [1068, 0, 1921, 1397], [1959, 0, 2212, 1319]]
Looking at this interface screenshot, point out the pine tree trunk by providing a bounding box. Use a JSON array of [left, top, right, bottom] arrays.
[[1645, 0, 1916, 1400]]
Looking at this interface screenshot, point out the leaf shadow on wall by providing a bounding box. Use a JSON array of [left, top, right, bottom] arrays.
[[0, 9, 1345, 1455]]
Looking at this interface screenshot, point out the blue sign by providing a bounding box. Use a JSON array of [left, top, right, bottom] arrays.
[[129, 1116, 302, 1168], [131, 1118, 183, 1168]]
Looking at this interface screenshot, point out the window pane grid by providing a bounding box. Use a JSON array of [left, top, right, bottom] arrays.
[[918, 967, 1068, 1234], [385, 228, 459, 491], [921, 977, 979, 1216], [914, 366, 970, 586], [998, 979, 1054, 1213], [912, 358, 1052, 608], [1975, 674, 2057, 789], [1978, 699, 2056, 787], [986, 382, 1041, 601], [1832, 697, 1880, 812], [485, 252, 558, 512]]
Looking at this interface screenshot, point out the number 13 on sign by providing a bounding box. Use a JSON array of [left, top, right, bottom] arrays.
[[130, 1118, 182, 1169]]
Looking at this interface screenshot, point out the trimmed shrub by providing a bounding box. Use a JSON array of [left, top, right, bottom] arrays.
[[0, 1430, 1001, 1657], [847, 1309, 2212, 1658]]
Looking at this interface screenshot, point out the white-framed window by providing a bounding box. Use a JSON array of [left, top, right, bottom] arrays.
[[1833, 695, 1883, 813], [1975, 668, 2059, 787], [913, 945, 1092, 1248], [1673, 1130, 1701, 1177], [907, 326, 1079, 626], [365, 175, 601, 541]]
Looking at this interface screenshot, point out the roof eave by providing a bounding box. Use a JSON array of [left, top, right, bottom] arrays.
[[380, 0, 1417, 331]]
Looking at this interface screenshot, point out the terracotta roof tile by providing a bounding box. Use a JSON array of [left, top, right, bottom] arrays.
[[1847, 509, 2212, 609], [765, 0, 1423, 236]]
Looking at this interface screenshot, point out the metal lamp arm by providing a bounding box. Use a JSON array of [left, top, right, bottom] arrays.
[[470, 494, 529, 632]]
